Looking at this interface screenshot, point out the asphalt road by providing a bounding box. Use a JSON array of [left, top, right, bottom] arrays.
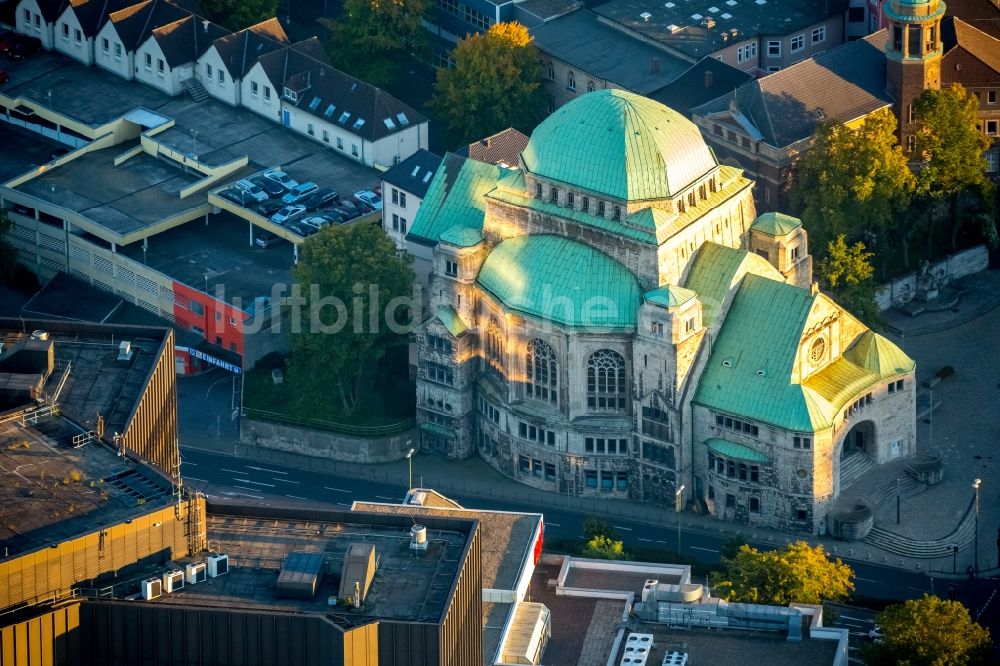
[[179, 445, 946, 602]]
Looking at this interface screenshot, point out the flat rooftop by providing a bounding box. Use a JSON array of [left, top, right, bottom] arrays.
[[146, 509, 475, 626], [116, 211, 294, 307], [592, 0, 848, 59], [354, 497, 542, 592], [0, 414, 174, 559], [1, 51, 379, 243]]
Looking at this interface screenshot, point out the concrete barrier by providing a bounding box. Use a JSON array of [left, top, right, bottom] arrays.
[[240, 417, 417, 463]]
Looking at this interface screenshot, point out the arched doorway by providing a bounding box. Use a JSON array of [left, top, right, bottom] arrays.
[[841, 420, 876, 460]]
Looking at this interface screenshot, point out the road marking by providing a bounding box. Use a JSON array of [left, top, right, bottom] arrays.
[[546, 522, 561, 527], [613, 526, 633, 531], [840, 616, 873, 623], [246, 466, 287, 475], [855, 577, 879, 583], [285, 495, 308, 500], [337, 503, 352, 507], [184, 476, 208, 483], [375, 495, 398, 501], [689, 546, 719, 553], [184, 462, 198, 466], [231, 487, 264, 499], [325, 487, 351, 493], [221, 468, 243, 474], [236, 479, 276, 488], [638, 538, 653, 542], [273, 478, 300, 484], [656, 540, 668, 545]]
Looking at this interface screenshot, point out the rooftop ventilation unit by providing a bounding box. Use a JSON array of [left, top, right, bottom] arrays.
[[721, 12, 733, 18], [31, 330, 49, 341], [141, 577, 162, 600], [702, 17, 716, 28], [277, 552, 325, 600], [621, 633, 654, 666], [666, 24, 682, 33], [339, 544, 376, 606], [163, 570, 184, 593], [185, 562, 207, 584], [640, 11, 652, 20], [206, 553, 229, 578], [642, 579, 659, 604], [662, 652, 689, 666], [664, 1, 675, 6], [410, 524, 428, 551], [117, 341, 133, 362]]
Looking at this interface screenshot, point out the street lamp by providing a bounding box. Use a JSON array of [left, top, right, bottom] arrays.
[[973, 478, 981, 579], [675, 484, 685, 557], [406, 445, 415, 491]]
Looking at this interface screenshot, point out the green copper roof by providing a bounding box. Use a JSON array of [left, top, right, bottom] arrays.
[[407, 153, 500, 245], [436, 306, 468, 338], [645, 285, 697, 308], [476, 235, 641, 329], [439, 225, 483, 248], [694, 274, 819, 432], [706, 438, 769, 462], [521, 89, 718, 202], [843, 330, 915, 378], [751, 212, 802, 237], [683, 243, 782, 326]]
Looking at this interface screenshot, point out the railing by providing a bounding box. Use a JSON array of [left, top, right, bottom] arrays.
[[243, 408, 415, 437]]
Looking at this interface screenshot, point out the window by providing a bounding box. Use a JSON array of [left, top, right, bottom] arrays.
[[986, 120, 998, 136], [581, 196, 589, 212], [749, 497, 760, 512], [535, 182, 542, 199], [218, 70, 225, 84], [519, 422, 556, 446], [726, 493, 736, 508], [102, 38, 109, 54], [567, 192, 575, 208], [812, 26, 826, 44], [766, 65, 781, 72], [532, 459, 543, 477], [766, 40, 780, 57], [399, 217, 407, 234], [795, 509, 808, 521], [445, 260, 458, 277], [392, 188, 399, 205], [713, 123, 723, 136], [426, 362, 453, 385], [547, 61, 554, 80], [567, 71, 576, 91], [585, 470, 598, 488], [714, 413, 760, 438], [616, 472, 628, 490], [601, 471, 613, 492], [642, 402, 671, 441], [34, 13, 39, 28], [587, 80, 595, 92], [587, 349, 627, 411], [114, 42, 122, 59], [642, 442, 675, 468], [737, 41, 757, 63], [62, 23, 69, 39], [145, 53, 152, 70], [351, 144, 359, 157], [74, 28, 81, 43], [157, 58, 165, 76], [684, 318, 695, 333], [23, 8, 29, 23], [336, 137, 343, 150], [597, 201, 606, 216], [399, 192, 407, 207], [612, 205, 621, 220], [307, 123, 314, 136], [545, 463, 556, 481], [322, 129, 329, 143], [485, 317, 505, 376], [791, 34, 804, 52], [479, 398, 501, 424], [988, 90, 997, 104], [549, 186, 558, 203], [206, 64, 214, 80], [793, 435, 812, 449], [519, 456, 530, 473], [189, 300, 205, 315], [650, 321, 664, 335], [264, 85, 271, 102], [526, 339, 558, 403]]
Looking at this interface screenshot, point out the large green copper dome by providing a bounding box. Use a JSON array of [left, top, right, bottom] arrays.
[[520, 89, 718, 202]]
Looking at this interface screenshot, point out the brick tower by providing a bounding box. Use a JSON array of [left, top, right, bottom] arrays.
[[884, 0, 946, 150]]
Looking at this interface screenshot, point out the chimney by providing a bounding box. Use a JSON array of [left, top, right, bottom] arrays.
[[705, 70, 714, 88], [202, 19, 209, 33], [651, 57, 661, 73]]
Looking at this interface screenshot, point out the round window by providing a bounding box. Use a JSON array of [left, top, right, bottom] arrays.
[[797, 469, 808, 479], [809, 337, 826, 363]]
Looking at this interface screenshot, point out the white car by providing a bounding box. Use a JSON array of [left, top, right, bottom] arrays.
[[271, 204, 306, 225], [234, 179, 268, 203], [354, 189, 383, 211], [263, 168, 299, 192], [301, 216, 331, 231]]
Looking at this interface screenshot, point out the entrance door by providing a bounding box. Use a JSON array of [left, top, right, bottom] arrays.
[[282, 110, 291, 127]]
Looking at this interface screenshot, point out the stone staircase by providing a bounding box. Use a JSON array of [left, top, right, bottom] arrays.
[[839, 453, 876, 490], [863, 496, 977, 558], [864, 471, 924, 510], [182, 77, 209, 102]]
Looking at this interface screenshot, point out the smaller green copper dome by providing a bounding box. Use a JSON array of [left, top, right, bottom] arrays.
[[521, 90, 718, 202], [645, 285, 697, 308], [476, 235, 641, 329], [751, 212, 802, 237]]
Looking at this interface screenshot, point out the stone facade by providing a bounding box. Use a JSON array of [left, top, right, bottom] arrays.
[[412, 90, 916, 534]]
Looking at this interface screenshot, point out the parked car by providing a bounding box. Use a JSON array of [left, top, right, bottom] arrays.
[[300, 188, 338, 210], [300, 216, 331, 231], [221, 188, 255, 206], [354, 190, 382, 211], [254, 231, 278, 249], [257, 200, 283, 217], [0, 32, 20, 54], [8, 36, 42, 60], [271, 204, 306, 225], [288, 222, 317, 237], [282, 182, 319, 204], [0, 69, 9, 85], [347, 196, 374, 214], [263, 168, 298, 192], [317, 210, 344, 224], [251, 175, 283, 197], [332, 201, 360, 220], [234, 179, 268, 203]]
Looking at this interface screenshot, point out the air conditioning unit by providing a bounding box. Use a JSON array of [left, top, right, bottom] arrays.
[[117, 340, 133, 361], [185, 562, 207, 584], [141, 577, 162, 600], [163, 570, 185, 593], [642, 579, 659, 604], [206, 554, 229, 578]]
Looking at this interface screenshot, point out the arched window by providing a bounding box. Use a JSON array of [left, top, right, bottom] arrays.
[[587, 80, 595, 92], [526, 339, 557, 403], [567, 71, 576, 91], [485, 317, 505, 376], [587, 350, 627, 411]]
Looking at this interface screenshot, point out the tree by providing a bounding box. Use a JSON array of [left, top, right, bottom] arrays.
[[583, 515, 616, 541], [327, 0, 429, 89], [582, 535, 627, 560], [862, 594, 993, 666], [790, 108, 914, 272], [817, 234, 881, 328], [912, 84, 995, 253], [287, 223, 414, 416], [0, 209, 18, 283], [721, 533, 747, 561], [197, 0, 277, 32], [710, 541, 854, 605], [431, 22, 545, 146]]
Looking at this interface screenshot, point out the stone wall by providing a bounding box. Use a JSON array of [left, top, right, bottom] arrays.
[[240, 418, 417, 463], [875, 245, 988, 311]]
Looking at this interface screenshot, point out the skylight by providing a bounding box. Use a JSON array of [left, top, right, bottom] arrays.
[[383, 117, 396, 129], [422, 171, 433, 183], [721, 12, 733, 18], [338, 111, 350, 125], [396, 112, 410, 126], [411, 165, 420, 177], [352, 118, 366, 130], [324, 104, 336, 117], [308, 97, 321, 110]]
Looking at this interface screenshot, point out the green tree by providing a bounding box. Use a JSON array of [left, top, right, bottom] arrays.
[[287, 223, 414, 416], [431, 22, 545, 146], [0, 209, 18, 283], [862, 594, 993, 666], [710, 541, 854, 605], [912, 84, 995, 254], [197, 0, 277, 32], [583, 515, 616, 541], [790, 108, 914, 272], [582, 535, 627, 560], [817, 234, 881, 328], [721, 533, 747, 561], [327, 0, 429, 89]]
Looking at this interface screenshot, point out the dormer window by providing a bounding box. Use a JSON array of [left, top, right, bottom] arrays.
[[567, 192, 575, 208], [549, 187, 558, 203], [612, 205, 621, 220], [582, 196, 589, 212], [283, 87, 298, 102], [597, 201, 606, 216]]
